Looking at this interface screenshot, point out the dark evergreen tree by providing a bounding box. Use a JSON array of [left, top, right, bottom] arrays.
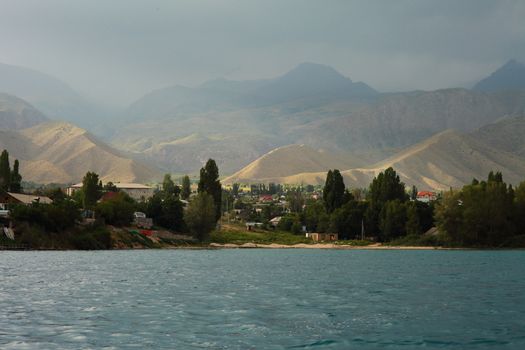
[[405, 201, 421, 235], [330, 200, 366, 240], [0, 150, 11, 192], [103, 181, 118, 192], [323, 169, 346, 213], [411, 185, 418, 200], [185, 192, 216, 241], [82, 171, 102, 208], [365, 167, 407, 239], [181, 175, 191, 200], [162, 174, 179, 197], [198, 159, 222, 221], [9, 159, 22, 193], [379, 199, 407, 241], [231, 183, 240, 197]]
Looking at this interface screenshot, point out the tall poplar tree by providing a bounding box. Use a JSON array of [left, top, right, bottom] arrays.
[[180, 175, 191, 200], [198, 159, 222, 221], [9, 159, 22, 193], [323, 169, 345, 213], [82, 171, 102, 209], [0, 150, 11, 192]]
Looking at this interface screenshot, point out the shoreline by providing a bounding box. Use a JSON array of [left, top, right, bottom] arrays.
[[207, 243, 461, 250]]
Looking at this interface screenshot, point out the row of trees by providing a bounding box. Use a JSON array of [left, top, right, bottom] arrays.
[[0, 150, 22, 193], [435, 172, 525, 246], [295, 167, 433, 241]]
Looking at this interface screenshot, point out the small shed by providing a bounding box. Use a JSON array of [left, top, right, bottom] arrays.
[[245, 222, 263, 231], [0, 192, 53, 206], [306, 232, 338, 242]]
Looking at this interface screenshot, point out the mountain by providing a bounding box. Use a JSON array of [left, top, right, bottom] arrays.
[[139, 133, 279, 175], [223, 144, 363, 183], [0, 62, 104, 129], [114, 63, 525, 175], [244, 62, 378, 105], [472, 116, 525, 157], [289, 88, 519, 157], [473, 60, 525, 92], [0, 121, 161, 184], [123, 62, 377, 121], [232, 130, 525, 191], [0, 93, 48, 130]]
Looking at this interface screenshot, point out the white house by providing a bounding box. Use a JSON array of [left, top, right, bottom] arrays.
[[67, 182, 155, 201]]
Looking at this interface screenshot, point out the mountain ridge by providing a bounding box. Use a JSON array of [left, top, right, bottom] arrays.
[[0, 121, 161, 184]]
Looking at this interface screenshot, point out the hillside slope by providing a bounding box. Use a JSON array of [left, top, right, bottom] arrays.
[[473, 59, 525, 92], [472, 116, 525, 157], [223, 144, 363, 183], [233, 130, 525, 190], [0, 122, 161, 184], [0, 93, 48, 130]]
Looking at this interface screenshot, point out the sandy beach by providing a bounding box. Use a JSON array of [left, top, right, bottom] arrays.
[[208, 243, 450, 250]]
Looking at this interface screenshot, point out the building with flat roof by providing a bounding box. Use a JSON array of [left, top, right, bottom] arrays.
[[67, 182, 155, 201]]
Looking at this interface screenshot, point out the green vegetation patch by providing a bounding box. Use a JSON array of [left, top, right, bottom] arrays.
[[211, 229, 311, 245]]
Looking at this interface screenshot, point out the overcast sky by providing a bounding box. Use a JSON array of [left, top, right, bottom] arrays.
[[0, 0, 524, 106]]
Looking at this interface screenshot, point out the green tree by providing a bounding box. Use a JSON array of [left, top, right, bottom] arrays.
[[435, 172, 516, 246], [0, 150, 11, 192], [103, 181, 118, 192], [9, 159, 22, 193], [330, 200, 366, 240], [198, 159, 222, 221], [181, 175, 191, 200], [286, 188, 305, 213], [435, 190, 464, 244], [304, 200, 330, 233], [379, 199, 407, 241], [515, 182, 525, 235], [96, 192, 136, 226], [82, 171, 102, 209], [162, 174, 179, 197], [323, 169, 346, 213], [365, 167, 407, 238], [185, 192, 216, 241], [405, 201, 421, 235], [231, 183, 240, 197], [410, 185, 418, 200]]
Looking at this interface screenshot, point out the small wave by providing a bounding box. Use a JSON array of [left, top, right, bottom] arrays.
[[288, 339, 338, 348]]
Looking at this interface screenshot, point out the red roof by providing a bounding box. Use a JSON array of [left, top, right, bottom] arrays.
[[259, 195, 273, 201], [417, 191, 436, 197]]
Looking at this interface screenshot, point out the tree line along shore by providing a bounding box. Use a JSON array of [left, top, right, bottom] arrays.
[[1, 148, 525, 250]]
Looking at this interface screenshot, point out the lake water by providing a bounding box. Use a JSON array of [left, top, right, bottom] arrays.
[[1, 249, 525, 349]]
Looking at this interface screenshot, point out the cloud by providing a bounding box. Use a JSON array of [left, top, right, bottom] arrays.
[[0, 0, 523, 105]]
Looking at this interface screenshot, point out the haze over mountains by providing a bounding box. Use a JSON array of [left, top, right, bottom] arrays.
[[1, 59, 525, 189], [0, 97, 160, 184], [227, 120, 525, 190]]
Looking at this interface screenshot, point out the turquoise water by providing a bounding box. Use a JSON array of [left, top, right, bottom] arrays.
[[1, 250, 525, 349]]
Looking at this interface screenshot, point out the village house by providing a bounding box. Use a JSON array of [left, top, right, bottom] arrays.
[[416, 191, 437, 203], [269, 216, 281, 228], [0, 192, 53, 206], [305, 232, 338, 242], [67, 182, 155, 201]]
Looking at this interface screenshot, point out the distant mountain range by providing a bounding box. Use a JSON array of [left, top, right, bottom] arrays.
[[0, 62, 113, 133], [1, 59, 525, 189], [227, 118, 525, 190], [114, 60, 525, 174]]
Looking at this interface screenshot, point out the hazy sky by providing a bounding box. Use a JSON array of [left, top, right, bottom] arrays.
[[0, 0, 524, 106]]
